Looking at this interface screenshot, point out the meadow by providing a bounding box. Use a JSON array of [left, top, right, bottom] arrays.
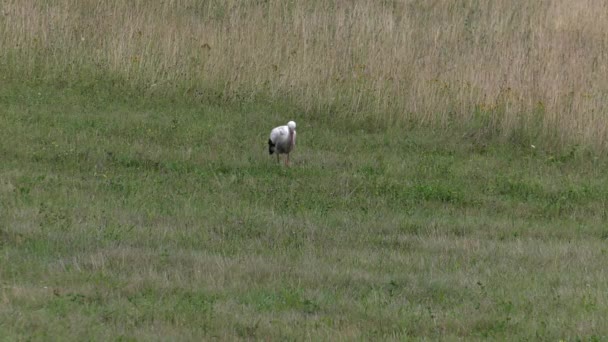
[[2, 0, 608, 340]]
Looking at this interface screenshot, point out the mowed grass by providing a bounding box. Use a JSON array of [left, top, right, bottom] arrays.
[[2, 82, 608, 340]]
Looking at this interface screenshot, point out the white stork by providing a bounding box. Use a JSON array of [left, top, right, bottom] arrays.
[[268, 121, 297, 166]]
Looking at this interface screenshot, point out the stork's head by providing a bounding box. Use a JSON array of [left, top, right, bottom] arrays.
[[288, 121, 296, 133]]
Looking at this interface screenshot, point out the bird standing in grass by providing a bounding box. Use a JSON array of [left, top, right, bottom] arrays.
[[268, 121, 296, 166]]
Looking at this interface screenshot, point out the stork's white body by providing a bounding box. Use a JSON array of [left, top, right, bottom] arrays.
[[268, 121, 296, 166]]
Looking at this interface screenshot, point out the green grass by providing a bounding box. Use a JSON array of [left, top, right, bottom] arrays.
[[1, 78, 608, 340]]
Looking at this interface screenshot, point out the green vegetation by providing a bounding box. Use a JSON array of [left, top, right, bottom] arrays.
[[2, 78, 608, 340], [2, 0, 608, 340]]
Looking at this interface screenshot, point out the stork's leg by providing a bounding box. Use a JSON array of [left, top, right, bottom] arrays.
[[285, 153, 290, 167], [277, 154, 280, 164]]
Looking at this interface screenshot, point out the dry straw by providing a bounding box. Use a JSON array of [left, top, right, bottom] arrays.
[[2, 0, 607, 150]]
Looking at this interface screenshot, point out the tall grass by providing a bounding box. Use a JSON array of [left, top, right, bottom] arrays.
[[2, 0, 608, 149]]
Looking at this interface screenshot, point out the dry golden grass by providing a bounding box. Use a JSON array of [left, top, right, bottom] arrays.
[[2, 0, 608, 149]]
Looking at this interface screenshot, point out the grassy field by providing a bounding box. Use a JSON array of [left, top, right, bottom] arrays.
[[2, 0, 608, 340], [2, 79, 608, 340]]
